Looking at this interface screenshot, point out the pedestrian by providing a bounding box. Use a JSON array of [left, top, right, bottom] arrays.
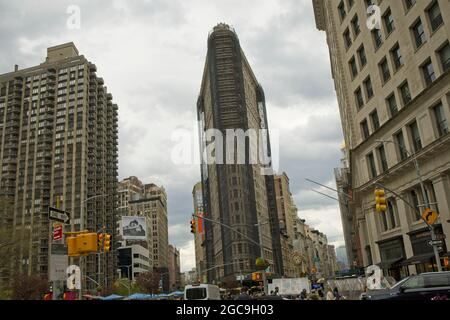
[[274, 287, 280, 296], [235, 287, 252, 300], [326, 288, 334, 300], [333, 287, 341, 300], [318, 289, 324, 299], [300, 289, 307, 300]]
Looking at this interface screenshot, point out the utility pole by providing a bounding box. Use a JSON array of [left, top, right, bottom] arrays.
[[256, 215, 268, 295], [377, 139, 443, 272]]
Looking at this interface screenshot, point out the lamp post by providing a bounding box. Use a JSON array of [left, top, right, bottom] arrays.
[[118, 265, 133, 296], [376, 139, 443, 272], [78, 194, 109, 299]]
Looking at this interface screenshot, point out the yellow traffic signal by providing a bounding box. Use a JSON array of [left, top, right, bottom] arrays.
[[77, 233, 98, 254], [67, 236, 80, 257], [98, 233, 104, 250], [103, 234, 111, 252], [190, 219, 196, 234], [375, 188, 387, 213], [251, 272, 262, 281]]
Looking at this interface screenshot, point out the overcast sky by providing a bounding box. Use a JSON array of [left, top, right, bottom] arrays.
[[0, 0, 345, 272]]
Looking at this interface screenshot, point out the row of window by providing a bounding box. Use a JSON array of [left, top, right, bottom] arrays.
[[365, 101, 448, 180]]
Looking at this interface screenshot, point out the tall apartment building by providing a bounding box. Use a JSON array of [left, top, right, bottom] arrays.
[[118, 176, 144, 215], [168, 244, 181, 291], [314, 0, 450, 278], [0, 42, 119, 288], [197, 23, 282, 282], [128, 182, 169, 290], [192, 181, 206, 282]]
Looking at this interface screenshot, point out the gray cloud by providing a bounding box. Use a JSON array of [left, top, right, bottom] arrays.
[[0, 0, 345, 271]]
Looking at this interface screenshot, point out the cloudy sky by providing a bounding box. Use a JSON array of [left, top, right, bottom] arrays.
[[0, 0, 345, 272]]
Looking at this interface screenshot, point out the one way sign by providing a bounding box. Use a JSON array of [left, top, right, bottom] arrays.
[[49, 207, 70, 224]]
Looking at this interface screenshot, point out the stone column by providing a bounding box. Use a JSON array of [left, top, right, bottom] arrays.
[[396, 197, 416, 274]]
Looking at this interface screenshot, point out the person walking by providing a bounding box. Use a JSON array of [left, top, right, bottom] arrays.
[[300, 289, 307, 300], [333, 287, 341, 300], [235, 287, 252, 300], [326, 288, 335, 300]]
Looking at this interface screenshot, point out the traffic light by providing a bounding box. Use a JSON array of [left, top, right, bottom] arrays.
[[67, 233, 98, 256], [103, 233, 111, 252], [190, 218, 196, 234], [98, 233, 104, 251], [67, 236, 80, 257], [375, 188, 387, 213], [77, 233, 98, 254], [251, 272, 262, 281]]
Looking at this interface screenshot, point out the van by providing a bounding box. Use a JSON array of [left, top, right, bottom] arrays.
[[184, 284, 221, 300]]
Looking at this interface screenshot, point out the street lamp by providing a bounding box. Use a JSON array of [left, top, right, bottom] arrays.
[[376, 139, 443, 272], [118, 265, 133, 296]]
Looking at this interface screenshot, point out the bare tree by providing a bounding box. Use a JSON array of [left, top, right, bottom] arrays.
[[136, 269, 162, 294], [11, 273, 49, 300]]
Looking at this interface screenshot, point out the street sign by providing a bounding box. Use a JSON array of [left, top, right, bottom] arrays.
[[428, 240, 443, 247], [53, 224, 63, 241], [49, 207, 70, 224], [422, 208, 439, 226]]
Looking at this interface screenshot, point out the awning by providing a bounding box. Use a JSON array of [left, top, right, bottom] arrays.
[[400, 253, 435, 266], [377, 257, 403, 269]]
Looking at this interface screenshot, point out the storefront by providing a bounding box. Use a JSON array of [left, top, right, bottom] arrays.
[[403, 227, 448, 273], [376, 236, 408, 281]]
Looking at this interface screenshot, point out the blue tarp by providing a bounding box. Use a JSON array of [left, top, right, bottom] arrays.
[[125, 293, 154, 300], [168, 291, 183, 297], [101, 294, 124, 300]]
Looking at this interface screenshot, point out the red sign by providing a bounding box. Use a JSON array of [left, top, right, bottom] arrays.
[[53, 225, 63, 241]]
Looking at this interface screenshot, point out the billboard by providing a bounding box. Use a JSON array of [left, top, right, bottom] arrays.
[[121, 216, 147, 240]]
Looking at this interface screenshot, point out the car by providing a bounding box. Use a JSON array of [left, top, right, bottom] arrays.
[[362, 272, 450, 300], [184, 284, 221, 300]]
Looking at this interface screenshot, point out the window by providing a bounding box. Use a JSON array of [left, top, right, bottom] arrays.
[[358, 45, 367, 68], [379, 58, 391, 83], [361, 119, 370, 140], [370, 110, 380, 131], [395, 131, 408, 160], [438, 42, 450, 72], [387, 200, 398, 229], [364, 77, 374, 100], [372, 29, 383, 49], [367, 152, 377, 179], [351, 15, 360, 36], [403, 276, 424, 289], [349, 57, 358, 78], [344, 29, 352, 49], [422, 59, 436, 87], [383, 8, 395, 34], [424, 274, 450, 288], [387, 94, 398, 117], [391, 43, 404, 70], [410, 190, 421, 220], [381, 210, 388, 231], [338, 1, 346, 21], [404, 0, 416, 11], [433, 103, 448, 137], [427, 1, 443, 32], [378, 145, 388, 172], [409, 121, 422, 152], [355, 87, 364, 109], [412, 19, 426, 48], [399, 82, 412, 105]]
